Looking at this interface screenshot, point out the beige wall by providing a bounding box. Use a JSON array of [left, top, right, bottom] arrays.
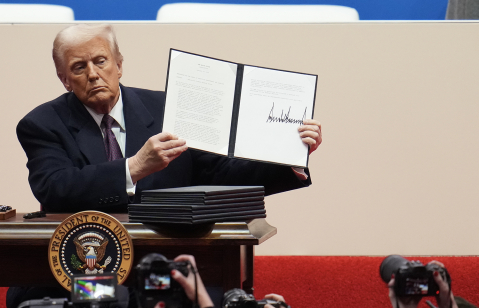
[[1, 22, 478, 256]]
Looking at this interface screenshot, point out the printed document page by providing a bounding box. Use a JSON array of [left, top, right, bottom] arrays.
[[234, 66, 317, 167], [163, 50, 237, 155]]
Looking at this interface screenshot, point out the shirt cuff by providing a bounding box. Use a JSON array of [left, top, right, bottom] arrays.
[[292, 167, 308, 181], [126, 158, 137, 196]]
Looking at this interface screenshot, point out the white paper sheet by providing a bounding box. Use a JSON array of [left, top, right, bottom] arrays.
[[234, 65, 317, 167], [163, 50, 237, 155]]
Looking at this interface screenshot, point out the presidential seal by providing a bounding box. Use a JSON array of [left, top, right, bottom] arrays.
[[48, 211, 133, 291]]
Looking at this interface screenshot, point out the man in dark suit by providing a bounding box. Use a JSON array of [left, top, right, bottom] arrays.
[[16, 24, 322, 213], [13, 24, 322, 308]]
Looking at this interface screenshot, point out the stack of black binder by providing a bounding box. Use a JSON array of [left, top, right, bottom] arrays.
[[128, 186, 266, 224]]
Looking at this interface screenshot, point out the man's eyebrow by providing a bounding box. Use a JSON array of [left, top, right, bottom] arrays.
[[68, 59, 87, 70], [69, 59, 85, 66]]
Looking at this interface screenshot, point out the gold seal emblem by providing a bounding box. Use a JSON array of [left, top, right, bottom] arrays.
[[48, 211, 133, 290]]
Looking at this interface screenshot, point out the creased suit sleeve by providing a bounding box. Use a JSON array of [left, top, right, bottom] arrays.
[[16, 114, 129, 213]]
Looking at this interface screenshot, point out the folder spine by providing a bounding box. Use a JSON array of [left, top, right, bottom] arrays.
[[228, 64, 244, 157]]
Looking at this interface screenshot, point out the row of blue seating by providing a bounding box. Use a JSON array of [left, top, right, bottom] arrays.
[[0, 3, 359, 23]]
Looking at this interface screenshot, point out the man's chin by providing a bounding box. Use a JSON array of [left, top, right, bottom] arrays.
[[84, 93, 117, 113]]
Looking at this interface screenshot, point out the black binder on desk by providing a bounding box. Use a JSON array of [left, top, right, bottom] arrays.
[[129, 206, 265, 217], [128, 201, 265, 214], [141, 185, 264, 204], [129, 185, 266, 225], [141, 195, 264, 205], [129, 208, 266, 220], [141, 185, 264, 197], [129, 212, 267, 225]]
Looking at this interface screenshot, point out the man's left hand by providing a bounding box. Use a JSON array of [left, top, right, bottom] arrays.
[[298, 119, 322, 154]]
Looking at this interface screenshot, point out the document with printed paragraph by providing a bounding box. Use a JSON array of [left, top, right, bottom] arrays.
[[162, 49, 317, 168]]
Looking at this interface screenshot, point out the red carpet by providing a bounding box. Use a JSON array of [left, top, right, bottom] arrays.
[[0, 288, 5, 308], [2, 256, 478, 308], [253, 256, 479, 308]]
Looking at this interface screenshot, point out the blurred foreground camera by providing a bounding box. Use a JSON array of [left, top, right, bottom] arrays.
[[380, 255, 451, 297], [222, 289, 290, 308], [136, 253, 190, 308], [18, 298, 68, 308], [18, 274, 119, 308], [71, 273, 118, 307]]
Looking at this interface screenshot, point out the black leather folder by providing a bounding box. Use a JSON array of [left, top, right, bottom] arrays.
[[128, 205, 264, 217], [128, 212, 267, 224], [141, 186, 264, 203], [128, 201, 264, 214], [131, 185, 266, 225]]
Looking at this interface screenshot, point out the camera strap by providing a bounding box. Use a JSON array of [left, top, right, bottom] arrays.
[[186, 261, 199, 308]]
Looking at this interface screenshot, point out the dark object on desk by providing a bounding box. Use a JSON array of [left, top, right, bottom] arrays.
[[130, 186, 266, 225], [23, 211, 46, 219], [129, 212, 266, 225], [141, 185, 264, 204], [0, 205, 12, 212]]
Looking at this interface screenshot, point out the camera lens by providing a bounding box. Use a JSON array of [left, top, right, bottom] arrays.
[[379, 255, 409, 283], [222, 289, 258, 308]]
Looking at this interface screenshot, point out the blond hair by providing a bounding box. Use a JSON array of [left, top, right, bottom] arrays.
[[52, 24, 123, 73]]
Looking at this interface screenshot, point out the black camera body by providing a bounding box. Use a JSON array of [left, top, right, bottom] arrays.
[[136, 253, 190, 308], [380, 255, 451, 297], [18, 273, 120, 308], [222, 289, 289, 308], [18, 297, 69, 308]]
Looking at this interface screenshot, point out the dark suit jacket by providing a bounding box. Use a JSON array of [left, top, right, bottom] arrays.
[[16, 85, 311, 213]]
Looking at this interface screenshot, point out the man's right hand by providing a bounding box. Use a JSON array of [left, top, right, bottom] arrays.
[[128, 132, 188, 183]]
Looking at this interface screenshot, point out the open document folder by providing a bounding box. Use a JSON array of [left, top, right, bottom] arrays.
[[162, 49, 317, 168]]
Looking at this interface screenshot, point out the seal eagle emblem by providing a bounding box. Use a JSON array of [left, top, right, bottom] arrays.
[[48, 211, 133, 291], [73, 231, 112, 274]]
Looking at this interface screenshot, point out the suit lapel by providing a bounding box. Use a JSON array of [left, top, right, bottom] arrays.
[[66, 93, 108, 164], [122, 86, 155, 157], [65, 86, 155, 164]]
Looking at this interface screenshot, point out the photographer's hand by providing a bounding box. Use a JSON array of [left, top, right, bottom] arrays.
[[388, 274, 421, 308], [429, 261, 458, 308], [264, 294, 290, 308], [171, 254, 214, 308]]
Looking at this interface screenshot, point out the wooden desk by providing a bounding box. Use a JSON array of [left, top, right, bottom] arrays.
[[0, 213, 276, 294]]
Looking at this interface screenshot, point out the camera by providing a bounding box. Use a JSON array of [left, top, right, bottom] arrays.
[[18, 298, 69, 308], [222, 289, 289, 308], [18, 274, 119, 308], [380, 255, 451, 297], [71, 273, 118, 308], [136, 253, 190, 308]]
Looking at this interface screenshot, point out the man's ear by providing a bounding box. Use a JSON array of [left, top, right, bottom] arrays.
[[117, 60, 123, 79], [57, 71, 72, 92]]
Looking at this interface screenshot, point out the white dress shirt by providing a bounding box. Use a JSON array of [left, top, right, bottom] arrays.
[[83, 90, 136, 196]]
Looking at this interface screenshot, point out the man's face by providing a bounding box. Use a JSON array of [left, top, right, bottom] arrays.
[[59, 36, 122, 114]]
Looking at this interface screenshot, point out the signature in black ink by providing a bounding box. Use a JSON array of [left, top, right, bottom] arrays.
[[266, 102, 306, 125]]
